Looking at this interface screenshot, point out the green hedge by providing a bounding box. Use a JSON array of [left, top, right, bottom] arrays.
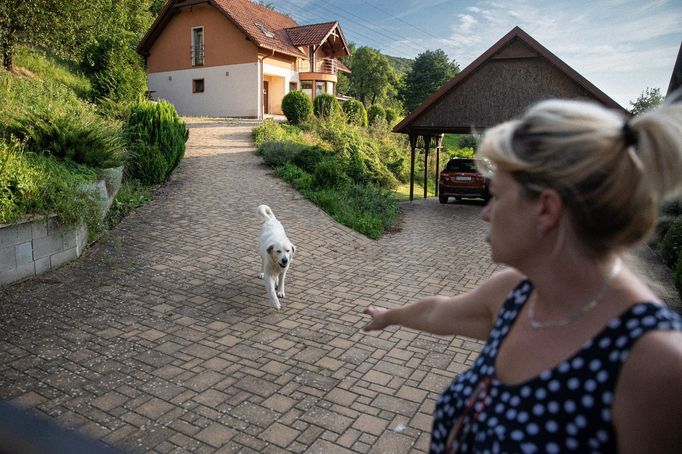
[[126, 99, 188, 180], [342, 99, 367, 127], [282, 90, 313, 125], [367, 105, 386, 125], [313, 93, 341, 120]]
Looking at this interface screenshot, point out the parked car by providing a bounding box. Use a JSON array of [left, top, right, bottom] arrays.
[[438, 158, 490, 204]]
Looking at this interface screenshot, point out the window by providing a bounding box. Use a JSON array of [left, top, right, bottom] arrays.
[[289, 82, 297, 92], [254, 22, 275, 38], [301, 81, 312, 98], [327, 81, 335, 95], [193, 79, 204, 93], [192, 27, 204, 66], [315, 81, 325, 96]]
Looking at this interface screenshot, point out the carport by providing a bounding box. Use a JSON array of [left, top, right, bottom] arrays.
[[393, 26, 628, 201]]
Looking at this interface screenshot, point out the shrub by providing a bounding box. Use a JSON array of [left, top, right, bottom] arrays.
[[253, 119, 302, 145], [292, 145, 327, 173], [81, 37, 147, 103], [342, 99, 368, 127], [384, 108, 398, 125], [258, 141, 307, 167], [0, 139, 99, 228], [313, 93, 340, 120], [314, 156, 349, 188], [282, 90, 313, 125], [126, 143, 167, 185], [675, 253, 682, 299], [127, 99, 188, 178], [274, 162, 313, 191], [659, 215, 682, 267], [4, 110, 126, 168], [367, 105, 386, 125]]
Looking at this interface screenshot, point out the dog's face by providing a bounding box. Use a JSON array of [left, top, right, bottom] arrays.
[[267, 242, 295, 269]]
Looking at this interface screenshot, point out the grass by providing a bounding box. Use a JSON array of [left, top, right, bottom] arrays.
[[14, 45, 92, 100]]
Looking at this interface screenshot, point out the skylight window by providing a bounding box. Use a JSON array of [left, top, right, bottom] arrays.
[[254, 23, 275, 38]]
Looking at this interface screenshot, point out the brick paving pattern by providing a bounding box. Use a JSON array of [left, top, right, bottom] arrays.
[[1, 118, 679, 453]]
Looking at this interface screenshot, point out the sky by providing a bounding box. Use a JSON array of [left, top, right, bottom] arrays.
[[266, 0, 682, 109]]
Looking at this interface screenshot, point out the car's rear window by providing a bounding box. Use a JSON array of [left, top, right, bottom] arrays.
[[445, 159, 478, 172]]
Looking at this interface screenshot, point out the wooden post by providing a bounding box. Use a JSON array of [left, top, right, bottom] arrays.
[[423, 136, 431, 198], [435, 135, 442, 197], [409, 133, 417, 201]]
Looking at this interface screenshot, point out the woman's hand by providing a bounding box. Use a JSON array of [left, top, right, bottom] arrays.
[[362, 306, 391, 331]]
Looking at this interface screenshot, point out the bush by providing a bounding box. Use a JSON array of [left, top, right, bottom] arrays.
[[282, 90, 313, 125], [675, 253, 682, 299], [3, 110, 126, 168], [253, 119, 302, 145], [81, 37, 147, 103], [313, 93, 340, 120], [0, 139, 99, 228], [314, 156, 349, 188], [126, 143, 167, 185], [342, 99, 367, 127], [127, 99, 188, 178], [292, 145, 326, 173], [367, 105, 386, 125], [258, 141, 307, 167], [384, 108, 398, 125], [274, 163, 313, 191], [659, 215, 682, 267]]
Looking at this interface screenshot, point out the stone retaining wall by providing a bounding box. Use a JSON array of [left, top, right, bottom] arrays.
[[0, 216, 88, 285], [0, 166, 123, 286]]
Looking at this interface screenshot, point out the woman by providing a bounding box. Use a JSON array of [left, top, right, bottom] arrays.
[[362, 98, 682, 453]]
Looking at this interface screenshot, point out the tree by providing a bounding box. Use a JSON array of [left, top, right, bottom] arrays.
[[400, 49, 459, 113], [348, 46, 396, 106], [629, 87, 663, 116], [0, 0, 73, 70]]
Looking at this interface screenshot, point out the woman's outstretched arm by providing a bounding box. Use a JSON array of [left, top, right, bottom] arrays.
[[362, 268, 523, 340]]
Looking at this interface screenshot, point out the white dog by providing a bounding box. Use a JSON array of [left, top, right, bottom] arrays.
[[257, 205, 295, 310]]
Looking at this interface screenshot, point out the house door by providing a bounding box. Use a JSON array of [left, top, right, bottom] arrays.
[[263, 81, 269, 114]]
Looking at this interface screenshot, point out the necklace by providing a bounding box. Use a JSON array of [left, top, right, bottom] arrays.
[[527, 258, 623, 330]]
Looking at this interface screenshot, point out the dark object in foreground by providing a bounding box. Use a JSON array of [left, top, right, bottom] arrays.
[[0, 400, 121, 454]]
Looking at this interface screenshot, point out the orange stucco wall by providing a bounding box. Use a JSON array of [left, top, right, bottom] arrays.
[[147, 4, 258, 73]]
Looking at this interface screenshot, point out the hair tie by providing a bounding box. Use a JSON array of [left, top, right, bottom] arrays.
[[622, 122, 637, 147]]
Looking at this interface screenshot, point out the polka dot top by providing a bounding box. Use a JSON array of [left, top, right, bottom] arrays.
[[430, 278, 682, 454]]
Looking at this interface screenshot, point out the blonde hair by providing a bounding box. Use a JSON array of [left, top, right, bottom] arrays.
[[478, 96, 682, 257]]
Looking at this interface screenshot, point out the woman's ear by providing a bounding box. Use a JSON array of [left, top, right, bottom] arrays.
[[537, 188, 563, 235]]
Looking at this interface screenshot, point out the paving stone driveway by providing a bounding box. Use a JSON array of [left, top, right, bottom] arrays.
[[1, 119, 678, 453]]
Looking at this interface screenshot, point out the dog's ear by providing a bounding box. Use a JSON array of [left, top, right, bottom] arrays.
[[267, 244, 274, 255], [291, 244, 296, 257]]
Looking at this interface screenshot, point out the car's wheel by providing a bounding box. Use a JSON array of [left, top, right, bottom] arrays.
[[439, 194, 448, 204]]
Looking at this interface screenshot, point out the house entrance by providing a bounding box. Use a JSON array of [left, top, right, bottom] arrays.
[[263, 81, 269, 114]]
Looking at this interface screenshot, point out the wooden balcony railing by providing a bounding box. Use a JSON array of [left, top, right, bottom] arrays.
[[297, 58, 336, 74]]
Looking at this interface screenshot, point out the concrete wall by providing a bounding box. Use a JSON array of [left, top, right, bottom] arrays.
[[149, 63, 260, 117], [0, 168, 122, 287], [0, 216, 88, 286]]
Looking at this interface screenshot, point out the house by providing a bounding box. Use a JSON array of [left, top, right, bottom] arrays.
[[137, 0, 352, 118]]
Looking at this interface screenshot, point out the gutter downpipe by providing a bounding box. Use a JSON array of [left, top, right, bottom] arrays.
[[258, 49, 276, 120]]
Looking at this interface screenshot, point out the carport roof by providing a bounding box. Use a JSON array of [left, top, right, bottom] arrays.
[[393, 26, 628, 135]]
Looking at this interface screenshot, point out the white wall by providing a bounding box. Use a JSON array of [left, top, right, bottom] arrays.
[[148, 62, 259, 117]]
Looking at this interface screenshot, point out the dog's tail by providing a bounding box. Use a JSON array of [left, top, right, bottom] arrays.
[[257, 205, 276, 222]]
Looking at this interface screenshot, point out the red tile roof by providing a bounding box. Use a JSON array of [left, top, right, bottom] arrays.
[[286, 22, 337, 46], [213, 0, 304, 57], [138, 0, 350, 61]]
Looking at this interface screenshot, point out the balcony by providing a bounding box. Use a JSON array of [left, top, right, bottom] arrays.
[[297, 58, 337, 75], [191, 45, 204, 66]]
